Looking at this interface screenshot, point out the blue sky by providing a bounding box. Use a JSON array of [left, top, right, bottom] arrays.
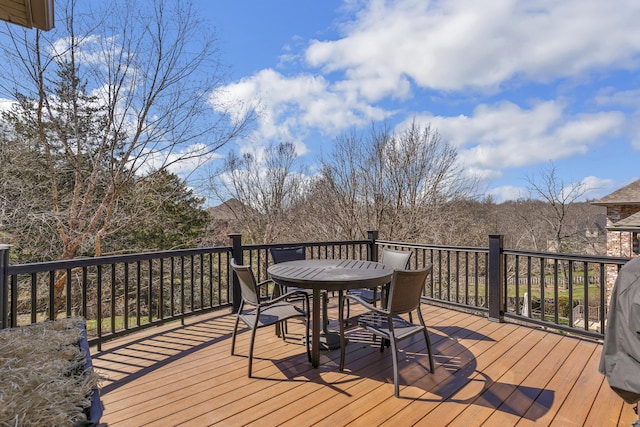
[[201, 0, 639, 202]]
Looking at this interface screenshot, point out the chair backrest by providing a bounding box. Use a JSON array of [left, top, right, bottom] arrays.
[[381, 248, 412, 270], [230, 258, 260, 306], [270, 246, 306, 264], [386, 264, 432, 315]]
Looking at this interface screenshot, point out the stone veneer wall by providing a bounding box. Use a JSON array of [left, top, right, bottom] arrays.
[[605, 205, 640, 301]]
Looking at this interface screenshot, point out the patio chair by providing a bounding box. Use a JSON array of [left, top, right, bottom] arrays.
[[230, 259, 311, 377], [339, 265, 435, 397], [270, 246, 329, 332], [346, 248, 412, 318]]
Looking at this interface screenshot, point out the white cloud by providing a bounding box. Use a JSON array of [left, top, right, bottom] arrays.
[[212, 0, 636, 157], [579, 176, 619, 201], [49, 34, 123, 69], [305, 0, 640, 96], [207, 0, 638, 196], [595, 88, 640, 109], [0, 98, 15, 112], [487, 176, 620, 203], [488, 185, 527, 202], [209, 68, 391, 151], [405, 101, 625, 172]]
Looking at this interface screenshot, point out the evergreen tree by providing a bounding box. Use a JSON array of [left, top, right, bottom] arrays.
[[107, 170, 209, 252]]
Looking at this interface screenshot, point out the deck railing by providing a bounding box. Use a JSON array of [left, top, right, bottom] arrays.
[[0, 246, 234, 349], [0, 233, 631, 347], [375, 236, 630, 340], [0, 235, 374, 349]]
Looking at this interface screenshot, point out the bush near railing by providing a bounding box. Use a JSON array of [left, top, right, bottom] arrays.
[[527, 296, 580, 318]]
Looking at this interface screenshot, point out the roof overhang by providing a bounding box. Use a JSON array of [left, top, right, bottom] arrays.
[[607, 211, 640, 233], [607, 226, 640, 233], [0, 0, 54, 31]]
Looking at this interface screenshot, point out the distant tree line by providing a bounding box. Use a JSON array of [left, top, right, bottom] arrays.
[[207, 127, 605, 254]]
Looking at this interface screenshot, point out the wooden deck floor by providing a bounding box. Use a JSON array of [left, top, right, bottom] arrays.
[[91, 300, 637, 426]]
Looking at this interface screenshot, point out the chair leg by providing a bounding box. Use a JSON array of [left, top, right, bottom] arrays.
[[325, 292, 330, 327], [380, 336, 391, 351], [423, 328, 434, 373], [303, 293, 311, 363], [416, 309, 434, 373], [248, 325, 258, 377], [339, 291, 346, 371], [305, 316, 311, 363], [231, 313, 241, 355], [322, 292, 329, 333], [389, 334, 400, 397]]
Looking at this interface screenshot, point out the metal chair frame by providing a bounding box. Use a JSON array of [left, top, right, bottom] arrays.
[[230, 258, 311, 377], [270, 246, 330, 333], [346, 248, 412, 318], [339, 265, 435, 397]]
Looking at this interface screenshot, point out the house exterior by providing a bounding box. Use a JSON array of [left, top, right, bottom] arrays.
[[592, 179, 640, 293], [592, 179, 640, 258]]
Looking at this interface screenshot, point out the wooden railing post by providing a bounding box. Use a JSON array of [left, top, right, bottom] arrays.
[[0, 244, 10, 329], [488, 234, 504, 322], [229, 233, 243, 313], [367, 230, 379, 262]]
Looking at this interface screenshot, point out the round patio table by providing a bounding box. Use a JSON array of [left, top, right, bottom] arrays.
[[268, 259, 393, 368]]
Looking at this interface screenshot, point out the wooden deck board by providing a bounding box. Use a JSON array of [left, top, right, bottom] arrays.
[[552, 346, 609, 426], [481, 334, 578, 425], [384, 322, 532, 425], [91, 301, 637, 426], [446, 330, 557, 426], [516, 339, 597, 426]]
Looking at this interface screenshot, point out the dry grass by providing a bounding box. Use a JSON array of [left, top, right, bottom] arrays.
[[0, 317, 102, 426]]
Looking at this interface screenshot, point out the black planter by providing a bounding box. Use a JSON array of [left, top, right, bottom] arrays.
[[79, 324, 102, 426]]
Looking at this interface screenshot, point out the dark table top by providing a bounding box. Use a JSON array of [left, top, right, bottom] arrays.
[[267, 259, 393, 292]]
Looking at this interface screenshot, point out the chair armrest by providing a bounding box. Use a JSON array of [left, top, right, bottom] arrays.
[[345, 293, 390, 316], [269, 289, 310, 304], [257, 279, 273, 289], [255, 279, 276, 300], [264, 290, 311, 313]]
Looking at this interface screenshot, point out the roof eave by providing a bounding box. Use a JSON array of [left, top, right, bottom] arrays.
[[0, 0, 54, 31]]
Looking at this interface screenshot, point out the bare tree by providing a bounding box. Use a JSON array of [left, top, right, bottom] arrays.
[[0, 0, 253, 312], [525, 163, 587, 253], [505, 199, 550, 251], [311, 121, 477, 242], [0, 0, 252, 261], [205, 121, 476, 245], [381, 120, 476, 241], [206, 141, 307, 244], [310, 130, 370, 240]]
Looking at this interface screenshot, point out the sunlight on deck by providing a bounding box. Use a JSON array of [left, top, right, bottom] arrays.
[[91, 302, 637, 426]]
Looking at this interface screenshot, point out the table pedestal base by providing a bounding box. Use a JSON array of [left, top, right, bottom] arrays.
[[303, 331, 345, 350], [319, 331, 344, 350]]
